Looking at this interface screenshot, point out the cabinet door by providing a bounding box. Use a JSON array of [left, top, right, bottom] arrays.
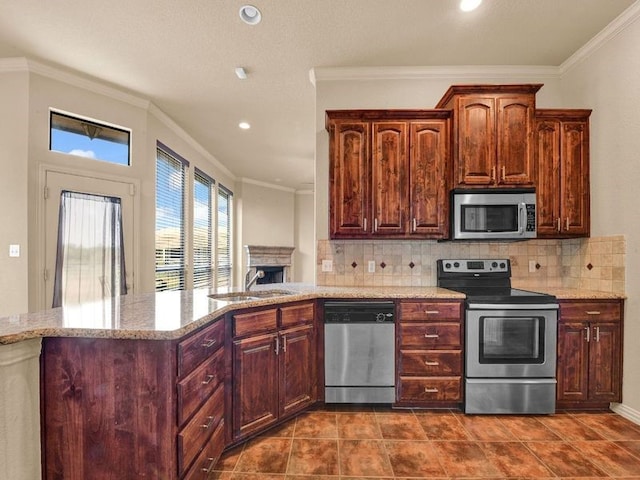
[[232, 333, 279, 440], [560, 121, 590, 236], [279, 324, 316, 418], [496, 96, 535, 185], [589, 322, 621, 402], [371, 122, 408, 235], [329, 121, 371, 237], [455, 96, 495, 186], [534, 119, 562, 237], [408, 120, 449, 237], [557, 321, 589, 402]]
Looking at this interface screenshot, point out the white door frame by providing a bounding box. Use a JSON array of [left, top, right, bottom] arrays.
[[37, 164, 140, 311]]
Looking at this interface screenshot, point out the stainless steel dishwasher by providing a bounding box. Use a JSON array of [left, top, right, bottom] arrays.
[[324, 301, 395, 403]]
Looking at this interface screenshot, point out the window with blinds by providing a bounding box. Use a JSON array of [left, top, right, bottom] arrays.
[[155, 145, 187, 291], [193, 169, 214, 288], [217, 185, 233, 288]]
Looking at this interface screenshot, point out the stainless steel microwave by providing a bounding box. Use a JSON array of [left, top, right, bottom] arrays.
[[451, 188, 536, 241]]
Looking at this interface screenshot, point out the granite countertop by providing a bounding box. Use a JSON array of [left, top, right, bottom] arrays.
[[0, 283, 624, 345], [0, 284, 462, 345]]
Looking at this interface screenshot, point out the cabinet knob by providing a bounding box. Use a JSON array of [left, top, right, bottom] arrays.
[[201, 339, 217, 348], [585, 311, 601, 315], [424, 333, 439, 339], [202, 374, 216, 385], [594, 326, 600, 342], [424, 387, 439, 393], [424, 361, 439, 366]]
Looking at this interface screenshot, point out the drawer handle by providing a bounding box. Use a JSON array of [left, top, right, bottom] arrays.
[[585, 311, 601, 315], [201, 457, 216, 474], [424, 361, 439, 366], [424, 387, 439, 393], [202, 339, 217, 348], [424, 333, 439, 338], [202, 374, 215, 385], [424, 310, 440, 314], [201, 415, 216, 430]]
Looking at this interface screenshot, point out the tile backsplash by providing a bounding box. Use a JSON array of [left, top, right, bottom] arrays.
[[316, 235, 625, 294]]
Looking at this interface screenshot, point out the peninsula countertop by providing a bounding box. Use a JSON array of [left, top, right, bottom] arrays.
[[0, 283, 624, 345]]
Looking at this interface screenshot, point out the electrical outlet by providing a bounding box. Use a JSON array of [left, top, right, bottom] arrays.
[[9, 244, 20, 257], [368, 260, 376, 273], [529, 260, 537, 273], [322, 259, 333, 272]]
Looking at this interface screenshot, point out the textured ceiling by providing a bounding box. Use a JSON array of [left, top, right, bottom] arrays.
[[0, 0, 636, 190]]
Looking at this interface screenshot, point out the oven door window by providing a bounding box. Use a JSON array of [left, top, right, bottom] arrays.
[[479, 315, 544, 364], [461, 205, 518, 233]]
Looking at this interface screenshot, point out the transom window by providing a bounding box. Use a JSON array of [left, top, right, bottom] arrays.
[[50, 110, 131, 166]]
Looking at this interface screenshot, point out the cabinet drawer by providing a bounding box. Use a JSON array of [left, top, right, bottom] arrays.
[[399, 349, 461, 376], [399, 322, 461, 348], [398, 376, 462, 402], [233, 308, 278, 337], [182, 420, 225, 480], [178, 383, 224, 475], [177, 347, 225, 426], [399, 301, 461, 321], [178, 319, 225, 378], [280, 302, 314, 328], [560, 301, 621, 322]]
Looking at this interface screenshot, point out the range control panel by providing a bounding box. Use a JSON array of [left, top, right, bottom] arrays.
[[439, 259, 510, 274]]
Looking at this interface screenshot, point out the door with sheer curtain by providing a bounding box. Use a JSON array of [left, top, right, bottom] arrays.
[[44, 170, 135, 310]]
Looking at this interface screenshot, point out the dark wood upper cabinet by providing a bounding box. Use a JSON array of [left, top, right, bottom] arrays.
[[371, 122, 408, 235], [534, 109, 591, 238], [436, 84, 541, 187], [327, 110, 451, 239]]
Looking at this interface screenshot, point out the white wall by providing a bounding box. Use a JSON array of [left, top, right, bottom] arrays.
[[313, 73, 563, 239], [0, 69, 29, 316], [0, 62, 238, 312], [294, 191, 315, 283], [559, 9, 640, 412], [236, 180, 296, 280]]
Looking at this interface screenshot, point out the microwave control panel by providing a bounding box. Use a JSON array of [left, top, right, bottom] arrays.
[[526, 204, 536, 232]]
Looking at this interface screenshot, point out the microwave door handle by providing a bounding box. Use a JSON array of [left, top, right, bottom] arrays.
[[518, 202, 526, 235]]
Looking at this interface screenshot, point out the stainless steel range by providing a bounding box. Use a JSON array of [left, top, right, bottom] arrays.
[[437, 259, 559, 414]]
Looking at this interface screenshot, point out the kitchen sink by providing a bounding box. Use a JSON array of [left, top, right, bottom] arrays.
[[208, 289, 295, 302]]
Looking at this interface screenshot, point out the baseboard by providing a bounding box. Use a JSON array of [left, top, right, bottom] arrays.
[[610, 402, 640, 426]]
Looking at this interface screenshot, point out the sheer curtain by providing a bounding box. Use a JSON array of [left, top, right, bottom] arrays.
[[52, 191, 127, 308]]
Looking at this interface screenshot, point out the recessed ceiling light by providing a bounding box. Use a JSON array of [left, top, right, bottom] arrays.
[[460, 0, 482, 12], [239, 5, 262, 25], [235, 67, 248, 80], [239, 122, 251, 130]]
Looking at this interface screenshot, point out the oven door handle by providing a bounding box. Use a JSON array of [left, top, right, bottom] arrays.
[[466, 303, 559, 310]]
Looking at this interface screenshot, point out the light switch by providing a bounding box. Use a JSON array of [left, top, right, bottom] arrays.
[[322, 259, 333, 272], [368, 260, 376, 273], [529, 260, 536, 273], [9, 244, 20, 257]]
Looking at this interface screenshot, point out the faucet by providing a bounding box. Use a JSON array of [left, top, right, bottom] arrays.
[[245, 269, 265, 291]]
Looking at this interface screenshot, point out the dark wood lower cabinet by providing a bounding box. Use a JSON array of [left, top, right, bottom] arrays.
[[556, 300, 623, 410], [41, 337, 177, 479], [231, 302, 316, 442], [41, 317, 227, 480]]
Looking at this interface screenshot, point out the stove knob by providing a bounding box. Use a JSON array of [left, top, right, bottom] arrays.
[[500, 262, 506, 269], [445, 262, 451, 269], [453, 262, 460, 268], [376, 313, 386, 322]]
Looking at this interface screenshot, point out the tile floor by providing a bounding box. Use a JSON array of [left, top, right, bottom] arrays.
[[213, 406, 640, 479]]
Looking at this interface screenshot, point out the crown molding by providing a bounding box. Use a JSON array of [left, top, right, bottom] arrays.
[[240, 177, 296, 193], [560, 0, 640, 74], [296, 189, 314, 195], [148, 103, 236, 182], [0, 57, 29, 72], [310, 65, 560, 85]]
